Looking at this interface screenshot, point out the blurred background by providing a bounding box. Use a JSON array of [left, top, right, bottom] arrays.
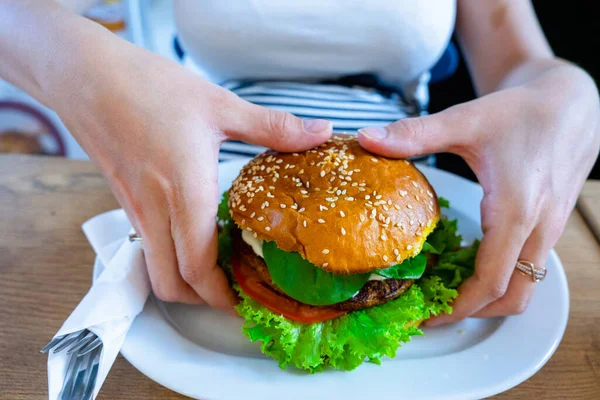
[[0, 0, 598, 179]]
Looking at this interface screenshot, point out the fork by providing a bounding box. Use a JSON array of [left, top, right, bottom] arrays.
[[41, 329, 103, 400]]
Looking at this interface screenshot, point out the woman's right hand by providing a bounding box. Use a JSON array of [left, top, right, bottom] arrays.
[[55, 44, 332, 311]]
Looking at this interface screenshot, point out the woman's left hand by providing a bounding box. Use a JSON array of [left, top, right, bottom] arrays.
[[358, 63, 600, 324]]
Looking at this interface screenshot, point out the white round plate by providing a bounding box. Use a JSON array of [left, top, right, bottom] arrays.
[[93, 159, 569, 400]]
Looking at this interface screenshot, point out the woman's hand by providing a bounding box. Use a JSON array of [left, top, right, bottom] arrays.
[[0, 1, 333, 312], [58, 47, 332, 312], [358, 63, 600, 323]]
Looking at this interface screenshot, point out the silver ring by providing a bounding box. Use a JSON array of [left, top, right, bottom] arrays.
[[515, 260, 546, 282], [128, 233, 143, 248]]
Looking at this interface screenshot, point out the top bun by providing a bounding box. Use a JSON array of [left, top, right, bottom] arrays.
[[228, 134, 440, 274]]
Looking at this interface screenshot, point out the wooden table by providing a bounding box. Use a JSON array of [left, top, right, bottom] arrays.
[[1, 155, 599, 399]]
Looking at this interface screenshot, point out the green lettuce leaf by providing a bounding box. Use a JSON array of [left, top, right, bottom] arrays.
[[234, 275, 456, 372], [373, 253, 427, 280], [421, 218, 462, 255], [438, 196, 450, 208], [429, 240, 480, 288], [217, 192, 234, 280], [263, 241, 370, 306]]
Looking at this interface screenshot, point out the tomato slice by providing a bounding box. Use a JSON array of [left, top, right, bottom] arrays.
[[232, 256, 347, 323]]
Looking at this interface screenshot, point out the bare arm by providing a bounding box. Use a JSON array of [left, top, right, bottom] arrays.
[[456, 0, 587, 94], [0, 1, 129, 110]]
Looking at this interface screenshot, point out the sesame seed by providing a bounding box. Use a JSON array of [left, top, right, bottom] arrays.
[[340, 181, 348, 186], [360, 214, 366, 222], [331, 203, 336, 208], [269, 186, 275, 190], [365, 195, 371, 200], [404, 160, 410, 165], [336, 190, 342, 195], [394, 204, 401, 210], [280, 204, 287, 209], [247, 227, 253, 232], [296, 182, 303, 187], [340, 211, 346, 217], [428, 205, 434, 212], [385, 217, 391, 225], [351, 182, 358, 187], [341, 227, 347, 235], [427, 190, 433, 198], [371, 158, 378, 163], [376, 195, 382, 200], [303, 220, 307, 227], [239, 205, 247, 211], [330, 177, 336, 182], [383, 205, 389, 211], [253, 232, 258, 238], [412, 181, 419, 188], [292, 203, 298, 209], [267, 192, 275, 198], [407, 245, 413, 250], [276, 159, 283, 164], [241, 219, 246, 225], [399, 190, 407, 197], [322, 249, 330, 254], [318, 219, 325, 223], [345, 197, 355, 201], [299, 169, 304, 174], [326, 197, 335, 202], [354, 169, 361, 172], [394, 249, 400, 256], [251, 212, 256, 218], [265, 226, 271, 231], [293, 153, 298, 156], [406, 204, 413, 209], [323, 263, 329, 267], [358, 187, 366, 192], [383, 255, 389, 262], [415, 195, 420, 201], [320, 205, 328, 211], [381, 234, 388, 241], [301, 190, 308, 195], [257, 216, 264, 221], [298, 207, 305, 213], [320, 171, 326, 177], [359, 183, 366, 187], [396, 255, 402, 262]]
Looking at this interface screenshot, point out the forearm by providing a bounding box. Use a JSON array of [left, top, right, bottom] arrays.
[[456, 0, 559, 94], [0, 1, 128, 112]]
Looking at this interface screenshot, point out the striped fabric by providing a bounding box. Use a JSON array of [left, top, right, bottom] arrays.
[[219, 80, 434, 166]]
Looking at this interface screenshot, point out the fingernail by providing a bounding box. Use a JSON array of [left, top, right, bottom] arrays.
[[302, 119, 332, 134], [358, 127, 387, 141]]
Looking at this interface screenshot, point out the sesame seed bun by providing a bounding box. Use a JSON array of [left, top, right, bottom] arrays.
[[227, 134, 440, 275]]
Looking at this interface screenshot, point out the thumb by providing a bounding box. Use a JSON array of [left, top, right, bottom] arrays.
[[220, 97, 332, 152], [357, 102, 478, 158]]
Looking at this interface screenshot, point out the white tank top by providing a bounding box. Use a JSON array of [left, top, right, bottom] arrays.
[[174, 0, 456, 88]]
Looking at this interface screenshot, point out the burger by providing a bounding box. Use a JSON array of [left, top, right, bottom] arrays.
[[217, 134, 479, 372]]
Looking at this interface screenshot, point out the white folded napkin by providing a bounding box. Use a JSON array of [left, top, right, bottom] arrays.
[[47, 209, 149, 400]]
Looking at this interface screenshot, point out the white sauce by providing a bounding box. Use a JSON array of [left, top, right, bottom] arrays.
[[368, 273, 386, 281], [241, 230, 264, 258]]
